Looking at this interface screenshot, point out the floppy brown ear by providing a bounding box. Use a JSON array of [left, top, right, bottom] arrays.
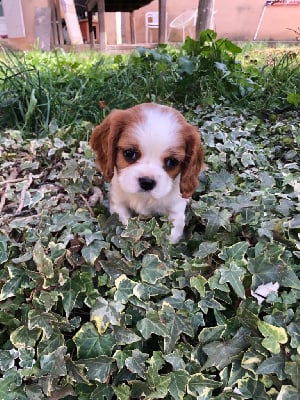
[[89, 110, 127, 182], [180, 124, 205, 199]]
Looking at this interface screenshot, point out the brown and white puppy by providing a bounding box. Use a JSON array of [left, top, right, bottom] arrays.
[[90, 103, 204, 243]]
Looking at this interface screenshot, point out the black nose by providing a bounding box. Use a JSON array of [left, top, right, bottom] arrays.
[[139, 177, 156, 191]]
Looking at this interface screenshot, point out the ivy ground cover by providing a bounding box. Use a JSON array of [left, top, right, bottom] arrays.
[[0, 36, 300, 399], [0, 104, 299, 399]]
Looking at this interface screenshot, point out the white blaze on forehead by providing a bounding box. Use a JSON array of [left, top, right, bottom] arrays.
[[133, 106, 181, 159]]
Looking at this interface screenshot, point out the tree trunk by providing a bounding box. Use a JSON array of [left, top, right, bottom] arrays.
[[195, 0, 214, 38], [158, 0, 167, 43]]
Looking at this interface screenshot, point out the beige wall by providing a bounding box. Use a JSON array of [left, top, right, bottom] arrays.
[[3, 0, 50, 49], [22, 0, 50, 39], [214, 0, 262, 41], [255, 5, 300, 40], [3, 0, 300, 49], [213, 0, 300, 41]]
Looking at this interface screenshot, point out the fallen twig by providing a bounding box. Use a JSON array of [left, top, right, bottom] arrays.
[[16, 173, 33, 214], [0, 168, 18, 214], [80, 194, 95, 217], [0, 178, 27, 186]]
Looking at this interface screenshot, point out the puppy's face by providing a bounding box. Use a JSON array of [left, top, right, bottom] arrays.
[[90, 103, 204, 199], [115, 107, 186, 198]]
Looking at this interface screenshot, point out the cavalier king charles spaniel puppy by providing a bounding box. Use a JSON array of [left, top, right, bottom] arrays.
[[90, 103, 204, 243]]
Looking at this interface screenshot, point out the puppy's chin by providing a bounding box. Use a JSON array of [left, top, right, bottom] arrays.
[[117, 166, 174, 199]]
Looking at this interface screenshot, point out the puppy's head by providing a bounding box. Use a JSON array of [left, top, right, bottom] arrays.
[[90, 103, 204, 199]]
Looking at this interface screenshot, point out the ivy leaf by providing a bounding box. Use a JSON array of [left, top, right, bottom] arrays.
[[33, 240, 54, 280], [164, 351, 186, 371], [114, 274, 136, 303], [0, 234, 8, 265], [0, 368, 24, 399], [257, 321, 288, 354], [187, 373, 221, 398], [22, 347, 35, 372], [256, 354, 287, 380], [159, 304, 194, 353], [81, 240, 109, 265], [219, 242, 249, 266], [112, 326, 141, 345], [137, 310, 169, 339], [121, 218, 144, 241], [113, 384, 131, 400], [237, 302, 260, 331], [241, 151, 255, 167], [193, 241, 219, 259], [60, 272, 84, 317], [10, 325, 40, 349], [0, 349, 18, 371], [248, 253, 281, 289], [169, 370, 190, 400], [91, 384, 114, 400], [208, 269, 230, 292], [198, 325, 226, 344], [66, 357, 90, 385], [241, 348, 264, 374], [125, 349, 149, 378], [276, 385, 299, 400], [38, 328, 65, 358], [140, 254, 172, 283], [281, 268, 300, 290], [238, 377, 268, 399], [285, 361, 300, 387], [146, 361, 171, 398], [209, 170, 235, 192], [199, 290, 225, 314], [27, 309, 58, 339], [73, 322, 116, 359], [219, 263, 246, 298], [79, 356, 114, 383], [90, 297, 125, 334], [202, 207, 232, 238], [202, 327, 250, 370], [0, 265, 30, 301], [40, 346, 67, 376], [190, 275, 207, 297]]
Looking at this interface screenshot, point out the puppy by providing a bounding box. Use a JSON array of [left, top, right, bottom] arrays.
[[90, 103, 204, 243]]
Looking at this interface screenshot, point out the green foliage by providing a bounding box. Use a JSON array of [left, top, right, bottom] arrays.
[[0, 100, 299, 398], [1, 32, 299, 135]]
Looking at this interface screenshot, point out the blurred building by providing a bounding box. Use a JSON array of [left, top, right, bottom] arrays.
[[0, 0, 299, 50]]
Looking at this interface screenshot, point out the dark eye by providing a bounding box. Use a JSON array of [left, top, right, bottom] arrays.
[[123, 149, 139, 162], [165, 157, 179, 170]]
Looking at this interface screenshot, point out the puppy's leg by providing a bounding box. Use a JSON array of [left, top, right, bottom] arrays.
[[168, 199, 188, 244], [109, 176, 131, 225], [110, 199, 131, 225]]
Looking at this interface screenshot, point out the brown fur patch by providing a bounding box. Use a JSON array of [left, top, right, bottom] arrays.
[[116, 129, 142, 171], [161, 145, 186, 179]]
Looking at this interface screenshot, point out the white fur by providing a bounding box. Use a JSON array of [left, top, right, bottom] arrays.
[[111, 106, 187, 243], [90, 104, 202, 244]]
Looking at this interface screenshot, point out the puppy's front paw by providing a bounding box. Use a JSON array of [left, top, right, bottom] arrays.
[[169, 227, 183, 244]]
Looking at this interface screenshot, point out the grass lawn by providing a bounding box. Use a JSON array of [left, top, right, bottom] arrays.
[[0, 33, 299, 399]]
